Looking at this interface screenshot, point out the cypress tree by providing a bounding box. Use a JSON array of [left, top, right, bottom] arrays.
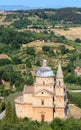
[[5, 101, 12, 124], [0, 102, 2, 113], [12, 105, 17, 124]]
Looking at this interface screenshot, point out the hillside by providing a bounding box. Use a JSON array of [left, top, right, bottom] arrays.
[[0, 8, 81, 26], [0, 8, 81, 89], [0, 8, 81, 75], [0, 8, 81, 122]]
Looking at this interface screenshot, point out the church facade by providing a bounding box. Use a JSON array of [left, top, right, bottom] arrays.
[[15, 60, 68, 122]]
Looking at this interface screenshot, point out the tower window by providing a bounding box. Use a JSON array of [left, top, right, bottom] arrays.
[[59, 81, 60, 86], [41, 100, 44, 105], [43, 81, 45, 84]]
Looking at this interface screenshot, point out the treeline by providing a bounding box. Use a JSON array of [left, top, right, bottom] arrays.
[[1, 112, 81, 130], [0, 65, 24, 90], [68, 92, 81, 108], [0, 26, 35, 46], [0, 26, 49, 46], [12, 18, 32, 29], [50, 8, 81, 24], [13, 7, 81, 25], [0, 26, 67, 51], [4, 7, 81, 28]]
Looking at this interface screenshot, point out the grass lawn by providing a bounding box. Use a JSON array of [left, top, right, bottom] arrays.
[[66, 83, 81, 90]]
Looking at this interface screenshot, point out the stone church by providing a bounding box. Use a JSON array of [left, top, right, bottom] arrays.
[[15, 60, 68, 122]]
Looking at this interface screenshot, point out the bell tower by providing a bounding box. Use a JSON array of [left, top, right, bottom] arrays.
[[56, 63, 64, 87], [54, 63, 68, 118]]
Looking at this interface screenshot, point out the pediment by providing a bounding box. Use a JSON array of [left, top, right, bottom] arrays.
[[34, 89, 54, 97]]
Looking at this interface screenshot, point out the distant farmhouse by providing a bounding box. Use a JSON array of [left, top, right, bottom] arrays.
[[15, 60, 68, 122]]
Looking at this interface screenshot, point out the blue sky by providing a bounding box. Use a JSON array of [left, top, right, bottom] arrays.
[[0, 0, 81, 8]]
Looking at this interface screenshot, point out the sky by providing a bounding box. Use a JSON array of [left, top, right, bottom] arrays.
[[0, 0, 81, 8]]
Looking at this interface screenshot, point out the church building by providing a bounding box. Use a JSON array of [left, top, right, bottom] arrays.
[[15, 60, 68, 122]]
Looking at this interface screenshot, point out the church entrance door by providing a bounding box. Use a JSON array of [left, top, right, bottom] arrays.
[[41, 114, 45, 122]]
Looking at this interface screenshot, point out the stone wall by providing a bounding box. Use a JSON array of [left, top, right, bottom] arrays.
[[15, 103, 33, 119]]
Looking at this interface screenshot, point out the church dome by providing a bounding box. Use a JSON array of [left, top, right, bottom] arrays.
[[36, 60, 54, 77]]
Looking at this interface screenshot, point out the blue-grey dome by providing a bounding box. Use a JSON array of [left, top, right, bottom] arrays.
[[36, 60, 54, 77]]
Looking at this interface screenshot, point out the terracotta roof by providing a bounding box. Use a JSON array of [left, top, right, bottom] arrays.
[[76, 66, 81, 70], [23, 85, 34, 94]]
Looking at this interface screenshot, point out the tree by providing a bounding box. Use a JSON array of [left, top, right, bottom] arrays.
[[26, 72, 34, 85], [42, 46, 50, 52], [12, 18, 32, 29], [5, 101, 12, 124], [75, 38, 81, 43], [26, 47, 36, 57], [50, 118, 64, 130], [26, 59, 32, 68], [0, 59, 11, 66], [12, 57, 22, 65], [64, 73, 77, 84], [60, 45, 68, 54], [5, 102, 17, 125], [69, 54, 77, 61], [0, 65, 24, 87], [64, 118, 81, 130], [66, 62, 74, 73], [12, 105, 17, 124], [0, 103, 2, 113], [79, 53, 81, 59], [60, 35, 66, 40], [35, 60, 41, 66]]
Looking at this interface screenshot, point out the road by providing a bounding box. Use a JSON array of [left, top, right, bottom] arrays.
[[70, 90, 81, 93], [0, 110, 5, 120]]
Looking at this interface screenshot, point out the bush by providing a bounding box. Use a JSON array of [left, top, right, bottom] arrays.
[[26, 47, 36, 57], [12, 57, 22, 65], [42, 46, 50, 52], [35, 60, 41, 66], [75, 38, 81, 43], [26, 72, 34, 85], [60, 45, 69, 54], [26, 59, 32, 68], [65, 74, 77, 84], [0, 59, 11, 66], [12, 18, 32, 29]]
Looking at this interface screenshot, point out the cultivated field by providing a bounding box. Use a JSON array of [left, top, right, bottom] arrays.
[[0, 54, 11, 60], [51, 27, 81, 40], [22, 40, 74, 52]]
